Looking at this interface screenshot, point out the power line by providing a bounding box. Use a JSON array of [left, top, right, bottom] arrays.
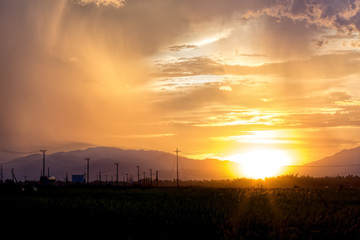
[[0, 149, 39, 154], [168, 155, 176, 180], [179, 155, 188, 181], [284, 164, 360, 168], [11, 168, 17, 183]]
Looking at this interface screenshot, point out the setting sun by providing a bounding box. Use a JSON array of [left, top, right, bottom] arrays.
[[227, 149, 293, 179]]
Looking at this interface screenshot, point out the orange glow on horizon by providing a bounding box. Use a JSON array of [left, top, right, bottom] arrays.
[[227, 149, 293, 179]]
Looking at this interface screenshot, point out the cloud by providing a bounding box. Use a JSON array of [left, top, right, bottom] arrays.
[[227, 53, 360, 79], [1, 0, 360, 160], [237, 53, 267, 57], [156, 56, 224, 77], [316, 39, 329, 47], [169, 45, 199, 52], [107, 133, 175, 138], [243, 0, 360, 33], [77, 0, 126, 8], [219, 86, 232, 92], [156, 53, 360, 79]]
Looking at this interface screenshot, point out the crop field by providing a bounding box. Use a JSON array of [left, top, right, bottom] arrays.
[[1, 185, 360, 239]]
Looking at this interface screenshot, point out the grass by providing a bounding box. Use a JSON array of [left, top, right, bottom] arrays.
[[1, 185, 360, 239]]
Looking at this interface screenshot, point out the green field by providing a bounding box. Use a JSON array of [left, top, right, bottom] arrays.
[[1, 184, 360, 239]]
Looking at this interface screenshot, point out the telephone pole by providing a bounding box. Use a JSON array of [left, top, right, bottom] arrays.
[[156, 170, 158, 186], [85, 157, 90, 183], [136, 166, 140, 184], [174, 148, 181, 187], [65, 172, 69, 184], [149, 169, 152, 185], [40, 149, 47, 177], [0, 165, 3, 182], [114, 163, 119, 185]]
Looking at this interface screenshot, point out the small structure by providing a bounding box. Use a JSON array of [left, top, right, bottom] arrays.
[[72, 175, 85, 184], [40, 176, 48, 185], [48, 176, 56, 182]]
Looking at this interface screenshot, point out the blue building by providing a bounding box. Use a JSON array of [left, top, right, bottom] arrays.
[[72, 175, 85, 183]]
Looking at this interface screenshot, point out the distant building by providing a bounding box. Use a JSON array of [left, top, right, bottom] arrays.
[[72, 175, 85, 183], [49, 176, 56, 182]]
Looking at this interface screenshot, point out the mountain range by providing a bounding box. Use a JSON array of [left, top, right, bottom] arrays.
[[291, 146, 360, 177], [0, 147, 239, 181], [1, 146, 360, 181]]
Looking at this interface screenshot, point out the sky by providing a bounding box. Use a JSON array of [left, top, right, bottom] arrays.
[[1, 0, 360, 172]]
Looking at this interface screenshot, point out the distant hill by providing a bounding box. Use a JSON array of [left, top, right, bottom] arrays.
[[1, 147, 240, 181], [291, 146, 360, 177], [4, 146, 360, 181]]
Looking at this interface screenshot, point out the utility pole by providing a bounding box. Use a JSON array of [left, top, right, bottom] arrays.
[[174, 148, 181, 187], [0, 165, 3, 182], [85, 157, 90, 184], [136, 166, 140, 184], [47, 167, 50, 177], [99, 171, 101, 183], [143, 172, 146, 182], [11, 168, 17, 183], [40, 149, 47, 178], [149, 169, 152, 185], [156, 170, 158, 186], [114, 163, 119, 185]]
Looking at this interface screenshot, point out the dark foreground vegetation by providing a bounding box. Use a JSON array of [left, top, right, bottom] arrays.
[[1, 176, 360, 239]]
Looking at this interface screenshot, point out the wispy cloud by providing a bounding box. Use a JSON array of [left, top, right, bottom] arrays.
[[107, 133, 175, 139], [211, 131, 301, 144], [169, 45, 198, 52], [77, 0, 126, 8], [156, 53, 360, 79]]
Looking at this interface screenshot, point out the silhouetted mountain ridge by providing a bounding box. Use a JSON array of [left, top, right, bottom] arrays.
[[4, 146, 360, 181], [295, 146, 360, 176], [1, 147, 239, 181]]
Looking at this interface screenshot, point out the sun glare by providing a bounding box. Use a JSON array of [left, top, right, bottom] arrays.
[[227, 149, 292, 179]]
